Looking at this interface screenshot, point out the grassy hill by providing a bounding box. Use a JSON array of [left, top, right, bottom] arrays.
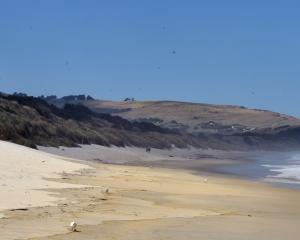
[[71, 99, 300, 135], [2, 94, 300, 150], [0, 95, 199, 149]]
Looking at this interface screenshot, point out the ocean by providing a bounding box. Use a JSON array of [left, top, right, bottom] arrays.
[[218, 152, 300, 189]]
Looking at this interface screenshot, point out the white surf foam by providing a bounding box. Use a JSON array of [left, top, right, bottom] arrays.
[[262, 153, 300, 185]]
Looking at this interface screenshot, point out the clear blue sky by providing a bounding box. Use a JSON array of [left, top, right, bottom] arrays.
[[0, 1, 299, 117]]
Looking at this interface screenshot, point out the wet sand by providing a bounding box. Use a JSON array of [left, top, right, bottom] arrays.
[[1, 144, 300, 239], [3, 163, 300, 240]]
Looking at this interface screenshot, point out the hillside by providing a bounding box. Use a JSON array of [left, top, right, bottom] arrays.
[[0, 94, 199, 149], [2, 93, 300, 150], [50, 98, 300, 135]]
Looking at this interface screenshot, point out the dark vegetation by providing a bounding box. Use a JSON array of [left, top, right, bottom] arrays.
[[0, 94, 199, 149], [38, 94, 94, 102]]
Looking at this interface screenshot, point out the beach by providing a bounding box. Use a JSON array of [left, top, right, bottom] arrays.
[[0, 141, 89, 212], [2, 1, 300, 239], [40, 144, 300, 188], [1, 142, 300, 239]]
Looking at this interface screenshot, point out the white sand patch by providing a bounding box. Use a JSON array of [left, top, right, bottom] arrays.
[[0, 141, 90, 212]]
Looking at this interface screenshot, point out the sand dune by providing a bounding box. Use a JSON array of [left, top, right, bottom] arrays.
[[0, 141, 89, 212]]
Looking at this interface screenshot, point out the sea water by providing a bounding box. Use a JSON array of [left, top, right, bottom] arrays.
[[262, 153, 300, 186], [218, 152, 300, 189]]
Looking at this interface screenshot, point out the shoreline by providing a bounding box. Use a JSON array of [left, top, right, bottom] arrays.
[[2, 143, 300, 239], [3, 160, 300, 240], [39, 144, 300, 189]]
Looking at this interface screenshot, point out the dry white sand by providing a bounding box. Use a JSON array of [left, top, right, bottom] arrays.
[[0, 141, 90, 213]]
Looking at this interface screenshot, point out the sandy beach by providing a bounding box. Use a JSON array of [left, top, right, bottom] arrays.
[[0, 141, 90, 212], [2, 1, 300, 239], [1, 142, 300, 239]]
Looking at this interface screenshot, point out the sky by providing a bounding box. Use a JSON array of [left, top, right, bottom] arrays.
[[0, 0, 299, 117]]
